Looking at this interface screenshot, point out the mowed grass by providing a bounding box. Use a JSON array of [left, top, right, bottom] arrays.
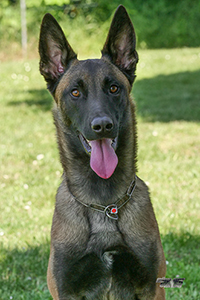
[[0, 48, 200, 299]]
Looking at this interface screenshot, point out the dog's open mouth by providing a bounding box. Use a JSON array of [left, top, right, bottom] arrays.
[[79, 133, 118, 179]]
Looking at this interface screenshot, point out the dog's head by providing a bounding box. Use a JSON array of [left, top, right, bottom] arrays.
[[39, 5, 138, 180]]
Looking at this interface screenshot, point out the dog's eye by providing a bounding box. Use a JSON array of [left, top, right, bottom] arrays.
[[71, 89, 80, 98], [110, 85, 119, 94]]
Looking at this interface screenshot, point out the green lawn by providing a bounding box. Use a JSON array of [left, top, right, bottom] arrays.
[[0, 48, 200, 299]]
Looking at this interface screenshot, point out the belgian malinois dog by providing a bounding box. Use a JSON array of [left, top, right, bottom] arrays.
[[39, 5, 166, 300]]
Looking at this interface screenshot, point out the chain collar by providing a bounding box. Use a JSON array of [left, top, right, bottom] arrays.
[[73, 175, 137, 220]]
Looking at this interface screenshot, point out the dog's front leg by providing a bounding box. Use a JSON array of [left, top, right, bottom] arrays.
[[48, 244, 111, 300], [47, 244, 83, 300], [47, 245, 60, 300]]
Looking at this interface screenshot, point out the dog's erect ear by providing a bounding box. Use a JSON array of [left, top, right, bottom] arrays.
[[39, 13, 77, 91], [102, 5, 138, 85]]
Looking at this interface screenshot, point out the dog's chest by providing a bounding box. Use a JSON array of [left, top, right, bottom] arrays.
[[86, 211, 124, 253]]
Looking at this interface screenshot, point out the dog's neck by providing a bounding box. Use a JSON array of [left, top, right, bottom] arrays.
[[66, 174, 137, 220], [65, 169, 136, 207]]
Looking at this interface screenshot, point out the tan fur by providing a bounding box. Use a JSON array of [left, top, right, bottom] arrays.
[[47, 247, 59, 300]]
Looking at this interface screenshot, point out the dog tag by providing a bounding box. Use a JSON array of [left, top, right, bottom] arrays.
[[105, 204, 118, 220]]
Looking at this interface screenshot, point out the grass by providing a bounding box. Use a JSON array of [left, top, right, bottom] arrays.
[[0, 47, 200, 299]]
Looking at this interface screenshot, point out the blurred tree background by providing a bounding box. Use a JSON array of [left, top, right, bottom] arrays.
[[0, 0, 200, 58]]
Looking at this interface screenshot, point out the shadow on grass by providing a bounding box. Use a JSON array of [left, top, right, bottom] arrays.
[[7, 70, 200, 122], [8, 89, 53, 112], [133, 70, 200, 122], [163, 232, 200, 299], [0, 242, 51, 299], [0, 232, 199, 299]]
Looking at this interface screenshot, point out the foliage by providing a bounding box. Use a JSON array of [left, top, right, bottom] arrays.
[[0, 0, 200, 52]]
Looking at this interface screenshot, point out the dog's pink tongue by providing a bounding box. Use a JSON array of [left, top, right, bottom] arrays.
[[90, 139, 118, 179]]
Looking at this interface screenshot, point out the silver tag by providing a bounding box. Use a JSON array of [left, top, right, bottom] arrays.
[[104, 204, 118, 220]]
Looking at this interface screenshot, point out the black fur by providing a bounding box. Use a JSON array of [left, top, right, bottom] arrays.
[[39, 5, 166, 300]]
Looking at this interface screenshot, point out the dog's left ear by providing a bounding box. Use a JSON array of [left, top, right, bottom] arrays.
[[39, 13, 77, 92], [102, 5, 138, 85]]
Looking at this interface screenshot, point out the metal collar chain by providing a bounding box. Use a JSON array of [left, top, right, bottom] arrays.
[[74, 175, 137, 220]]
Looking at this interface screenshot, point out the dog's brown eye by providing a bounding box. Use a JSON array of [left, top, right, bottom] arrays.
[[110, 85, 118, 94], [71, 89, 80, 97]]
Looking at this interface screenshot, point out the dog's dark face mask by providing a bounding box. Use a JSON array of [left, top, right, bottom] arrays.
[[56, 59, 129, 179], [39, 5, 138, 179]]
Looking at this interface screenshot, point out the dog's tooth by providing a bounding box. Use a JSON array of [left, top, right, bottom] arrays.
[[111, 137, 117, 150], [87, 139, 91, 147]]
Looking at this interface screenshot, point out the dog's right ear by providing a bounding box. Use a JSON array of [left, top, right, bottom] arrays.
[[39, 13, 77, 91]]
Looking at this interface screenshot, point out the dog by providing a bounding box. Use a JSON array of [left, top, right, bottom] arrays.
[[39, 5, 166, 300]]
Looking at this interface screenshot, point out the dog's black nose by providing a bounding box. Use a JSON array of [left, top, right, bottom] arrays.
[[91, 116, 113, 133]]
